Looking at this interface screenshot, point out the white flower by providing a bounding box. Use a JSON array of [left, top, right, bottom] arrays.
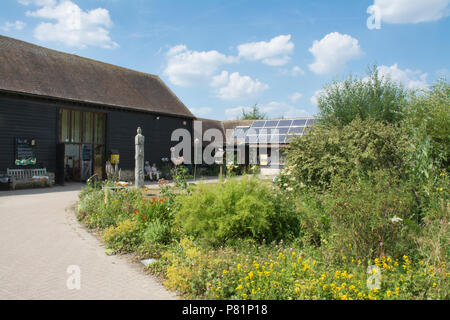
[[390, 216, 403, 223]]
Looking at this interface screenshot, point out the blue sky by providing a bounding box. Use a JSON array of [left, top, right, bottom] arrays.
[[1, 0, 449, 120]]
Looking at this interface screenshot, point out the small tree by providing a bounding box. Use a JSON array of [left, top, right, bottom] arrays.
[[404, 78, 450, 167], [240, 104, 267, 120], [317, 65, 408, 127]]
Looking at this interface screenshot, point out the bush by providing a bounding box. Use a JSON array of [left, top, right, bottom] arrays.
[[174, 176, 301, 245], [322, 171, 419, 261], [143, 219, 172, 245], [317, 65, 407, 127], [102, 219, 143, 253], [278, 117, 412, 191], [404, 79, 450, 167]]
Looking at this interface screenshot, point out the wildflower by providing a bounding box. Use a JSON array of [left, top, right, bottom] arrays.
[[248, 271, 254, 280], [223, 270, 228, 275], [433, 283, 437, 287], [386, 290, 393, 297], [236, 284, 243, 291]]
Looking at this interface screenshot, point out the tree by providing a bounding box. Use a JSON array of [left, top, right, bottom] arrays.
[[404, 78, 450, 167], [317, 65, 408, 127], [239, 104, 267, 120]]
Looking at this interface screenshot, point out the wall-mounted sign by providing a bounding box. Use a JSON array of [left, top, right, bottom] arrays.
[[15, 138, 36, 166]]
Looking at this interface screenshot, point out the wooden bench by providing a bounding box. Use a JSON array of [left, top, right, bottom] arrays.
[[6, 168, 50, 190]]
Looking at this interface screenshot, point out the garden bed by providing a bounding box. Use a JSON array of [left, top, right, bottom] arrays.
[[76, 175, 448, 300]]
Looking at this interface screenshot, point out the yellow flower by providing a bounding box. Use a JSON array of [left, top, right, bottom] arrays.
[[248, 271, 254, 280], [433, 283, 437, 287], [236, 284, 243, 291], [223, 270, 228, 274], [386, 290, 393, 297], [237, 264, 241, 271]]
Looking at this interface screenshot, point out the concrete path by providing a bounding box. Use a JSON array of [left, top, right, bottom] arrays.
[[0, 184, 177, 300]]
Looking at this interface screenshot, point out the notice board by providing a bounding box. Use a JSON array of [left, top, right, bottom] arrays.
[[15, 138, 37, 166]]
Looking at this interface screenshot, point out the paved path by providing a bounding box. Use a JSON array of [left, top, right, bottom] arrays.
[[0, 184, 177, 300]]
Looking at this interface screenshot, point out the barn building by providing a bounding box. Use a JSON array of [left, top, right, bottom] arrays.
[[0, 35, 194, 185]]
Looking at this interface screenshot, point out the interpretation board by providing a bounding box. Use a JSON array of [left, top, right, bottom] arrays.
[[15, 137, 36, 166]]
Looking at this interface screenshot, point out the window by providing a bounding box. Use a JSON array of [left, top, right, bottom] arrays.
[[71, 111, 82, 143], [84, 112, 94, 143], [60, 109, 70, 143], [95, 113, 105, 144]]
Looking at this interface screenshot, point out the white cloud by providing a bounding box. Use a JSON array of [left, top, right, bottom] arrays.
[[212, 71, 269, 101], [190, 107, 213, 117], [1, 20, 26, 32], [279, 65, 305, 77], [376, 64, 429, 89], [164, 45, 236, 87], [22, 0, 118, 49], [309, 32, 363, 75], [289, 92, 303, 103], [260, 101, 310, 118], [238, 34, 294, 66], [225, 101, 310, 120], [225, 106, 252, 120], [368, 0, 449, 25], [310, 89, 325, 106], [18, 0, 56, 6]]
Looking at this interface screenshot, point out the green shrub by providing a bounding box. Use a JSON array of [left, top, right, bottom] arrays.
[[143, 219, 172, 245], [317, 65, 408, 127], [174, 177, 301, 245], [403, 79, 450, 167], [322, 171, 419, 261], [102, 219, 143, 253], [279, 117, 412, 191]]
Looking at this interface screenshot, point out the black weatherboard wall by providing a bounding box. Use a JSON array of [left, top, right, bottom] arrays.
[[0, 92, 194, 174], [0, 94, 58, 172]]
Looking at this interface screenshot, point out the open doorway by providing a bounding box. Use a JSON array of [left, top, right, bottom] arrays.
[[59, 109, 105, 182]]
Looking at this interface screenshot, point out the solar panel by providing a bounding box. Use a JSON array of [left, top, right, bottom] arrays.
[[277, 120, 293, 127], [277, 127, 289, 135], [251, 120, 265, 128], [292, 119, 307, 126], [264, 120, 279, 127], [289, 127, 305, 134], [244, 118, 315, 144]]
